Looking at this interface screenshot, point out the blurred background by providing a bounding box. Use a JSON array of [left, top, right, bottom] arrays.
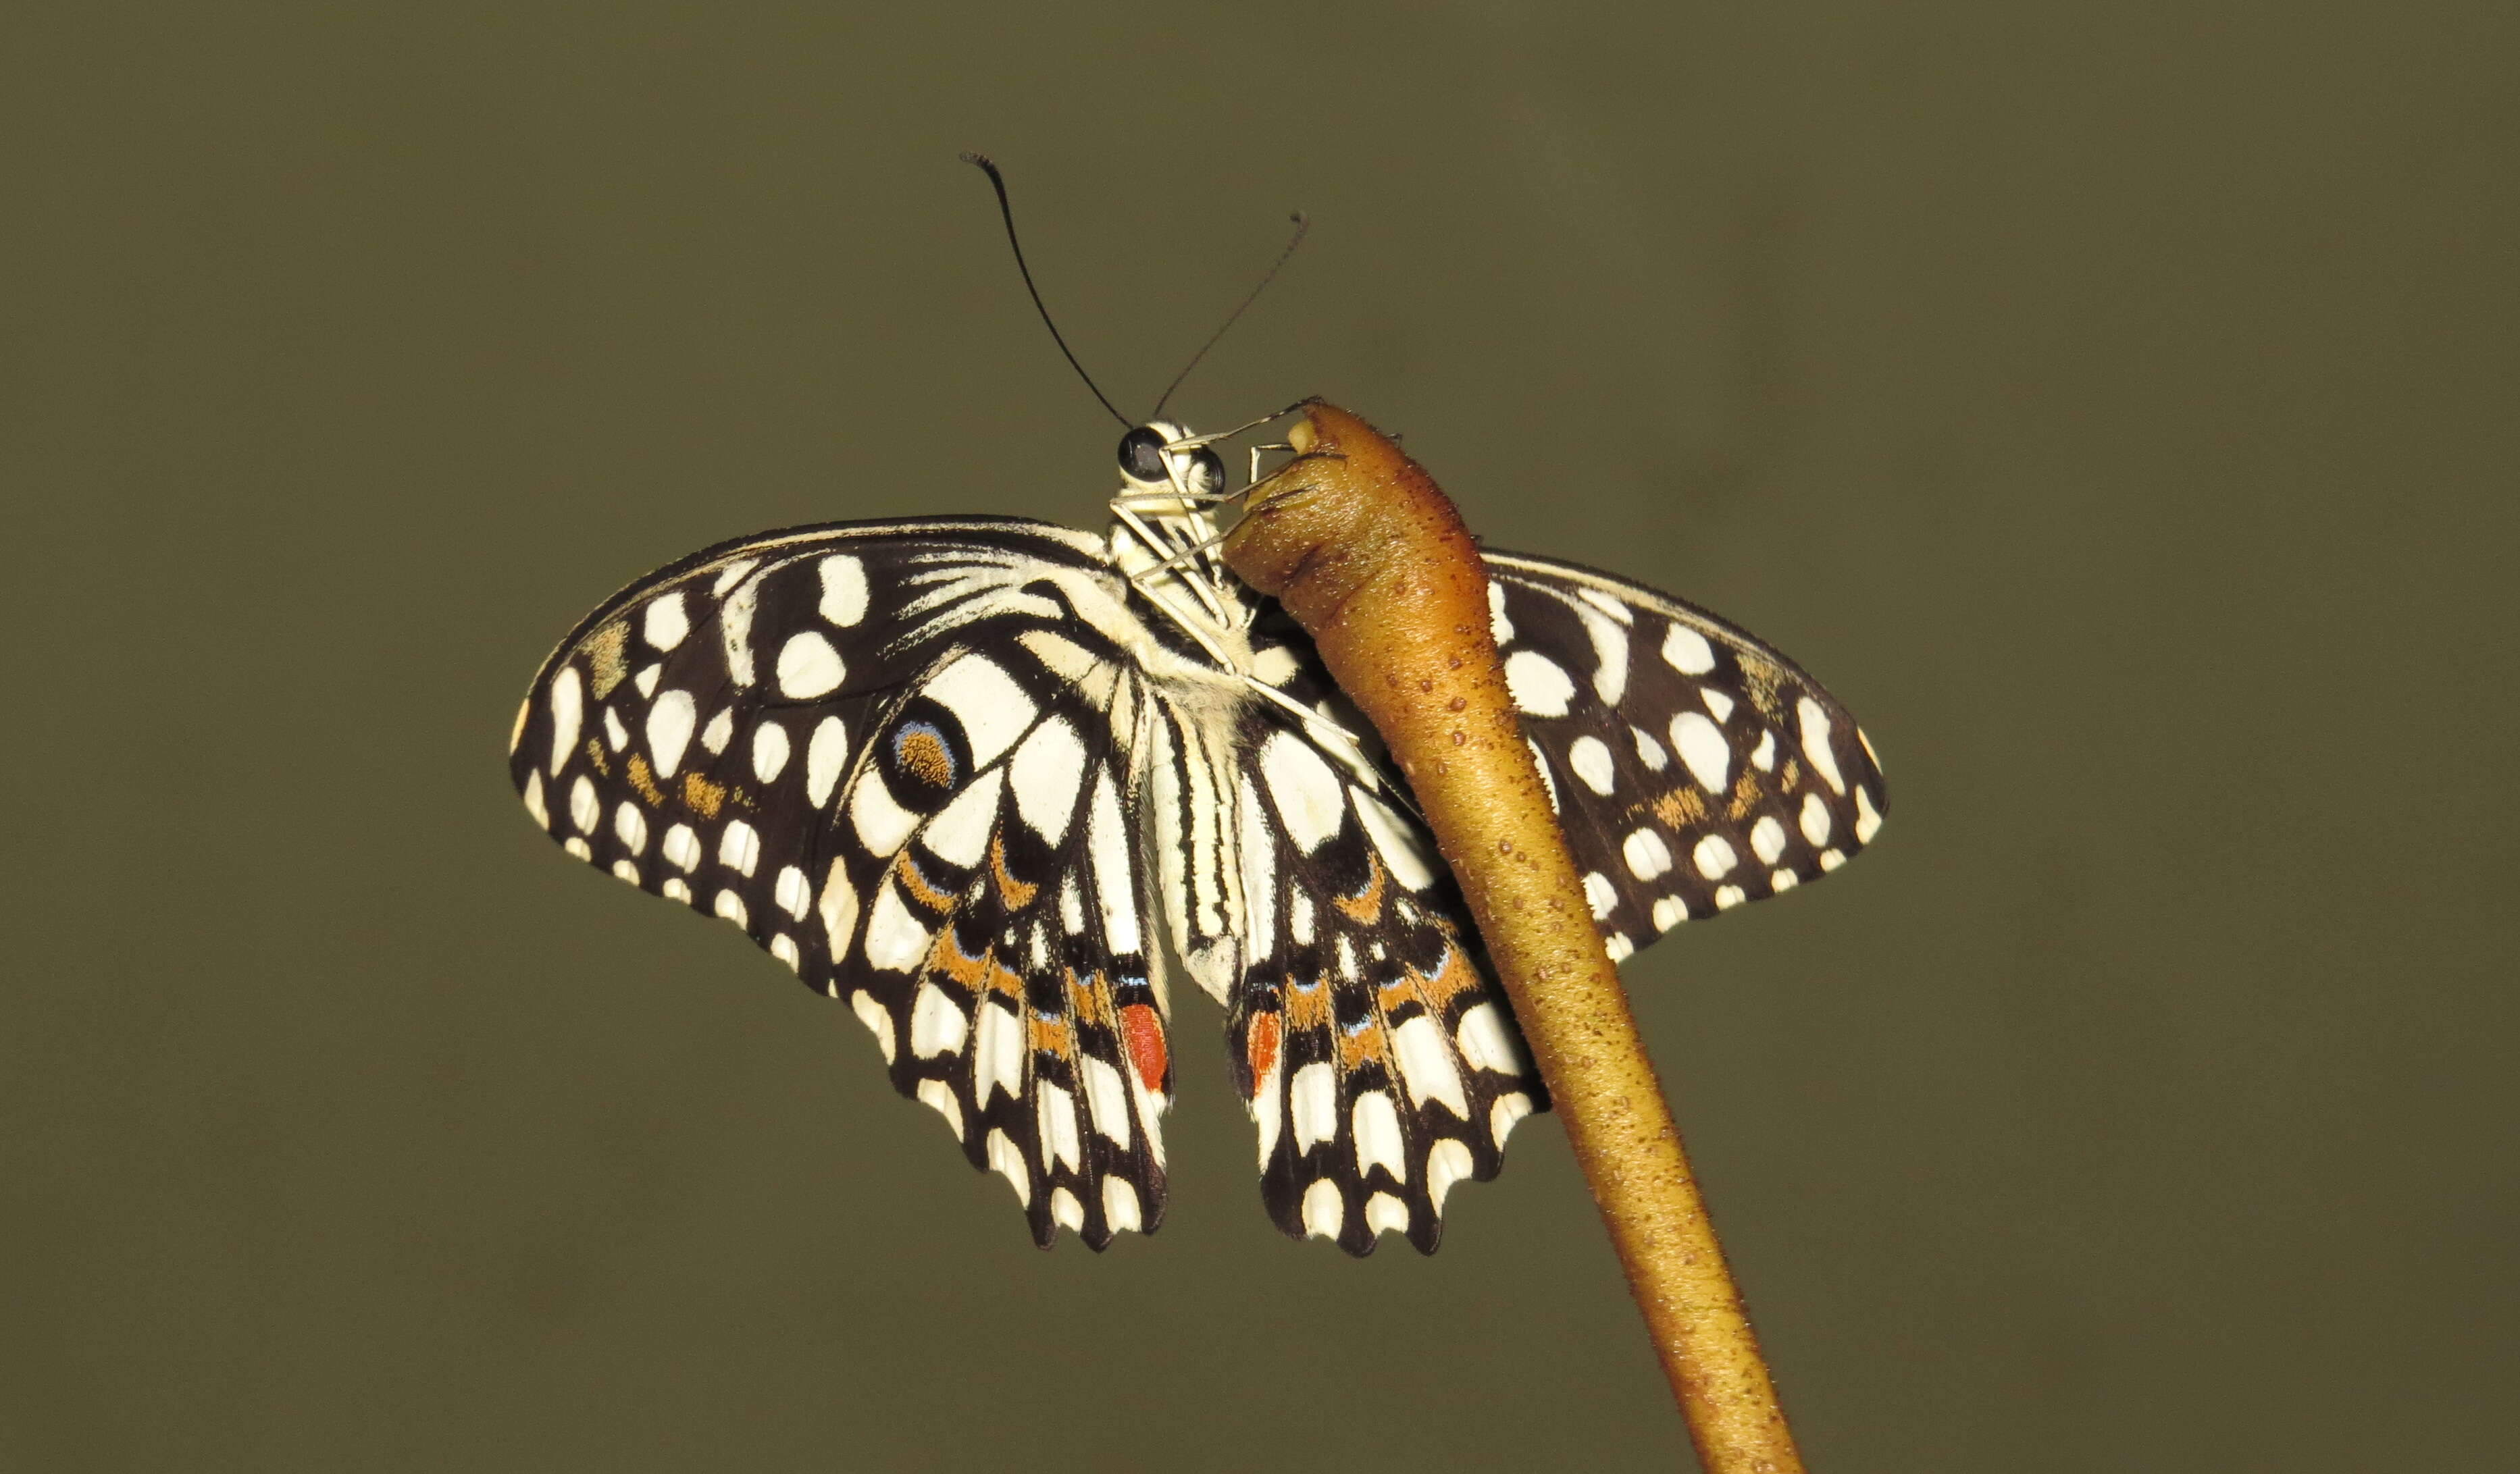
[[7, 3, 2513, 1470]]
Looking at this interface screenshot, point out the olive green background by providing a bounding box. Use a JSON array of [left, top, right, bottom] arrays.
[[7, 3, 2513, 1470]]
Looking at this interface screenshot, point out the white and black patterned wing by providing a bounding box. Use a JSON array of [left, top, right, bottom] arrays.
[[1481, 551, 1887, 960], [1132, 625, 1547, 1257], [507, 517, 1175, 1248]]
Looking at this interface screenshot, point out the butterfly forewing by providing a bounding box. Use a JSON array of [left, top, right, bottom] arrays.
[[1481, 551, 1887, 962], [508, 516, 1177, 1247]]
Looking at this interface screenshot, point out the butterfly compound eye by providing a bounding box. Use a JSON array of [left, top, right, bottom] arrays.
[[1187, 447, 1226, 496], [1118, 427, 1168, 484]]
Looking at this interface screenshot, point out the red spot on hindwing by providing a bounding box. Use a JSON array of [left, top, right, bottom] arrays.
[[1245, 1011, 1281, 1087], [1121, 1003, 1168, 1093]]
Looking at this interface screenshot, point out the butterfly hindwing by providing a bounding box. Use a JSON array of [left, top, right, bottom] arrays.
[[1216, 710, 1546, 1255], [1481, 550, 1888, 960], [508, 517, 1175, 1247]]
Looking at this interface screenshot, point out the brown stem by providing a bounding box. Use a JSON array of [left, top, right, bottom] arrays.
[[1222, 401, 1805, 1474]]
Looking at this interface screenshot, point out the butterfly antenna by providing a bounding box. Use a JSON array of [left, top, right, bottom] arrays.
[[1151, 211, 1310, 421], [962, 153, 1129, 428]]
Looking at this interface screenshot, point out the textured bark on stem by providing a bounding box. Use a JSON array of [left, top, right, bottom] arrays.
[[1221, 401, 1805, 1474]]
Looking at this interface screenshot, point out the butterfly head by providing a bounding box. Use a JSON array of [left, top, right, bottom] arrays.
[[1117, 421, 1228, 506]]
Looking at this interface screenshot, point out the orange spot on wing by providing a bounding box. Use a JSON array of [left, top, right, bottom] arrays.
[[683, 770, 727, 818], [1409, 945, 1483, 1012], [1123, 1003, 1169, 1092], [1284, 976, 1334, 1031], [892, 854, 957, 913], [1243, 1011, 1279, 1086], [1332, 852, 1387, 925], [989, 832, 1039, 909], [626, 753, 665, 806]]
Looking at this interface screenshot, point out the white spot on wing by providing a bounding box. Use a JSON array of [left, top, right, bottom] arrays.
[[718, 571, 761, 685], [613, 802, 646, 854], [1799, 697, 1846, 795], [546, 666, 582, 777], [711, 889, 748, 928], [1351, 787, 1436, 891], [602, 706, 628, 752], [775, 631, 845, 699], [718, 819, 760, 876], [1428, 1138, 1474, 1213], [818, 862, 858, 947], [1040, 1082, 1082, 1171], [646, 689, 696, 779], [1086, 770, 1139, 955], [1503, 650, 1575, 717], [1568, 736, 1616, 795], [1693, 834, 1738, 879], [1701, 687, 1735, 722], [1662, 623, 1715, 675], [1486, 580, 1514, 644], [910, 982, 968, 1058], [975, 1001, 1023, 1105], [521, 770, 548, 829], [1622, 827, 1672, 881], [850, 990, 895, 1062], [774, 864, 809, 920], [863, 883, 930, 972], [1456, 1003, 1526, 1075], [925, 653, 1037, 769], [805, 716, 848, 808], [1393, 1016, 1469, 1117], [1670, 710, 1730, 794], [1801, 791, 1832, 846], [700, 706, 731, 754], [1009, 717, 1086, 845], [1751, 816, 1787, 864], [987, 1128, 1029, 1205], [1366, 1193, 1410, 1237], [1103, 1178, 1143, 1233], [1353, 1091, 1408, 1182], [1528, 737, 1560, 815], [1855, 784, 1883, 843], [1291, 1062, 1337, 1150], [1083, 1057, 1133, 1148], [752, 722, 790, 783], [1583, 871, 1617, 920], [817, 554, 869, 626], [848, 770, 919, 856], [915, 1079, 962, 1138], [661, 823, 700, 872], [1651, 896, 1689, 930], [1632, 725, 1668, 771], [642, 594, 688, 651], [1259, 731, 1345, 854], [1302, 1180, 1343, 1238], [920, 768, 1003, 868], [1490, 1092, 1534, 1146], [568, 775, 599, 834]]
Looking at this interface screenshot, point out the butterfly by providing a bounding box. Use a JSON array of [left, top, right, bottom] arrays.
[[507, 418, 1886, 1256]]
